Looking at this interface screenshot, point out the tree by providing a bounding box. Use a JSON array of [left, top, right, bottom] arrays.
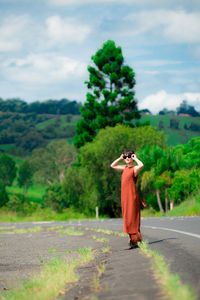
[[74, 40, 140, 148], [64, 124, 166, 216], [177, 100, 199, 117], [0, 154, 16, 186], [169, 118, 179, 129], [0, 180, 9, 207], [30, 140, 77, 185], [18, 160, 34, 194], [139, 145, 182, 213]]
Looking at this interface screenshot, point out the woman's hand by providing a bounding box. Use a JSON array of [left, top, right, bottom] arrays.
[[131, 154, 137, 161], [120, 153, 124, 160]]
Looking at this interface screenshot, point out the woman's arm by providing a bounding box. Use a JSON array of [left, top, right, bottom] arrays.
[[110, 154, 126, 171], [132, 154, 144, 177]]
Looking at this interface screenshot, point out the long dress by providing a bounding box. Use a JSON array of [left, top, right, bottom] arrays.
[[121, 165, 142, 242]]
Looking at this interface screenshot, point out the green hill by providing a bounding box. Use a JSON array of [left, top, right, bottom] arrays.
[[0, 110, 200, 156], [140, 114, 200, 146]]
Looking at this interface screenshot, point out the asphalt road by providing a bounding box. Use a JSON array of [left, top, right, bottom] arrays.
[[77, 216, 200, 297], [0, 216, 199, 299], [32, 215, 200, 296]]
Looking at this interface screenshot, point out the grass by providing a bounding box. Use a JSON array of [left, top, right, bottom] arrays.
[[93, 262, 106, 291], [93, 275, 100, 290], [165, 198, 200, 217], [0, 226, 16, 230], [141, 208, 162, 218], [0, 226, 43, 234], [47, 225, 64, 231], [102, 246, 110, 253], [97, 263, 106, 276], [6, 185, 46, 204], [47, 248, 57, 253], [59, 226, 84, 236], [139, 114, 200, 146], [92, 235, 109, 243], [141, 193, 200, 217], [138, 241, 197, 300], [0, 207, 89, 222], [0, 247, 94, 300], [86, 227, 127, 238]]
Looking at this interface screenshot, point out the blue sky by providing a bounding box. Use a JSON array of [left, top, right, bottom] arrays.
[[0, 0, 200, 113]]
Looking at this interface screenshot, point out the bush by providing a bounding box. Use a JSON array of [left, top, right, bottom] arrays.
[[169, 169, 200, 203], [42, 183, 69, 212], [7, 193, 41, 215], [0, 181, 9, 207]]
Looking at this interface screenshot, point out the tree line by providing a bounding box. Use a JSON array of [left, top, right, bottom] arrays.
[[0, 98, 81, 115], [1, 127, 199, 216]]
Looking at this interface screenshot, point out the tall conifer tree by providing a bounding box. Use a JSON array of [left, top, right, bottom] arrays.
[[74, 40, 140, 148]]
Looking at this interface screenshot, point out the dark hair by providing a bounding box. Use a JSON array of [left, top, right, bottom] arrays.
[[123, 149, 135, 155]]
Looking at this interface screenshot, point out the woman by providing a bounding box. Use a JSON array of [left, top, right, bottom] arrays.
[[110, 150, 144, 249]]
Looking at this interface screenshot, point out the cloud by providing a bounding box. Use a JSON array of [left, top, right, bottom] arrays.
[[0, 15, 32, 52], [139, 90, 200, 114], [125, 10, 200, 43], [45, 16, 91, 45], [3, 53, 87, 84]]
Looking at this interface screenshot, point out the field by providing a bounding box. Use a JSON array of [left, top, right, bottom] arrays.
[[139, 114, 200, 145]]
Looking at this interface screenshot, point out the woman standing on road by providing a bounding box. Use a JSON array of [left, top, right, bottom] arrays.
[[110, 150, 145, 249]]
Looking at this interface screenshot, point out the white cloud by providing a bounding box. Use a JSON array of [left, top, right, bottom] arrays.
[[125, 10, 200, 43], [3, 53, 87, 84], [45, 16, 91, 45], [139, 90, 200, 114], [0, 15, 32, 52]]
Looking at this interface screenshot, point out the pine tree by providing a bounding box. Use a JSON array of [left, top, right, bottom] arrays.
[[74, 40, 140, 148]]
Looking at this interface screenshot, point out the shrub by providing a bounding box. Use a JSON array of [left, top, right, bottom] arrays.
[[42, 183, 69, 212]]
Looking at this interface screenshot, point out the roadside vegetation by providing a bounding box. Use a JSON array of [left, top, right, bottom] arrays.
[[138, 241, 197, 300], [0, 247, 94, 300]]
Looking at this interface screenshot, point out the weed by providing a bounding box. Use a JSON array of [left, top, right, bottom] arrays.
[[47, 249, 57, 253], [59, 227, 84, 236], [138, 241, 197, 300], [0, 247, 94, 300], [102, 246, 110, 253]]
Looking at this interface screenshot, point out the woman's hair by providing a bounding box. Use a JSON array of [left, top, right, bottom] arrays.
[[123, 149, 135, 155]]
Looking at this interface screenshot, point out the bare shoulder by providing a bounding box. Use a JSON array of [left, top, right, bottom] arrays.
[[111, 165, 126, 171]]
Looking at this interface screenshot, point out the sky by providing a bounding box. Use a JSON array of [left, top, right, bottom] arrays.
[[0, 0, 200, 114]]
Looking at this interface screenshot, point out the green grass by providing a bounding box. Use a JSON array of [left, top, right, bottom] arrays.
[[0, 207, 89, 222], [59, 226, 84, 236], [0, 226, 43, 234], [102, 246, 110, 253], [86, 227, 127, 238], [6, 185, 46, 204], [0, 144, 15, 150], [92, 235, 109, 243], [36, 118, 56, 129], [47, 225, 64, 231], [165, 199, 200, 217], [141, 208, 162, 218], [141, 193, 200, 217], [139, 114, 200, 146], [47, 248, 57, 253], [0, 247, 94, 300], [139, 241, 197, 300]]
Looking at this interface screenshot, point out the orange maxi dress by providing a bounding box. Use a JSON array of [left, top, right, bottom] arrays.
[[121, 165, 142, 243]]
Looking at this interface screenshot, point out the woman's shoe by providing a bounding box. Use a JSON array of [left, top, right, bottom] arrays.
[[129, 240, 139, 249]]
